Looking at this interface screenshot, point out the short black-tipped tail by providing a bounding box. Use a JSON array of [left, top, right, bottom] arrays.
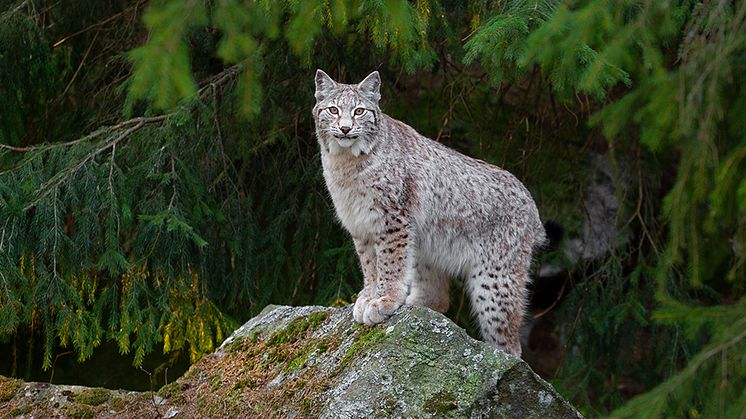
[[536, 220, 563, 252]]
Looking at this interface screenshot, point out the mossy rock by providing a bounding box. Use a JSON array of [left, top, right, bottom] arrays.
[[0, 305, 582, 418], [212, 305, 582, 418]]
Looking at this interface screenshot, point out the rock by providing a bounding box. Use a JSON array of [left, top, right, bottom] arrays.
[[0, 305, 582, 418], [0, 376, 156, 418]]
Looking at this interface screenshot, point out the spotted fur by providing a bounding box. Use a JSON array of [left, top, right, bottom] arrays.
[[313, 70, 546, 356]]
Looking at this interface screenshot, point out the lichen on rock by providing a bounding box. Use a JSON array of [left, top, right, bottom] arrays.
[[0, 304, 582, 418]]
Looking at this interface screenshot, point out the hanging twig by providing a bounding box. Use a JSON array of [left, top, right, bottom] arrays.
[[436, 73, 487, 141], [554, 292, 586, 378], [52, 10, 127, 48], [60, 30, 100, 97], [48, 350, 73, 383], [139, 366, 163, 417]]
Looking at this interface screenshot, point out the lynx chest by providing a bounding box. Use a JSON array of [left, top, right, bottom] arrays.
[[321, 155, 385, 239]]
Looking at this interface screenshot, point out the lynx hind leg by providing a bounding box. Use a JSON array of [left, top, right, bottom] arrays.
[[467, 247, 531, 356], [405, 263, 450, 313]]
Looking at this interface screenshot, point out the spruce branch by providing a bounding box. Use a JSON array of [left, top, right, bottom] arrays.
[[52, 189, 59, 281], [612, 315, 746, 417], [209, 82, 239, 196], [22, 118, 154, 211], [0, 0, 29, 22], [0, 116, 167, 156], [0, 221, 5, 252]]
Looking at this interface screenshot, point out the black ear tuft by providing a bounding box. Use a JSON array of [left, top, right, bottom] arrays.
[[357, 71, 381, 103], [315, 69, 337, 102]]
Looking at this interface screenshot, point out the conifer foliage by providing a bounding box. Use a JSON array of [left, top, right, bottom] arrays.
[[0, 0, 744, 416]]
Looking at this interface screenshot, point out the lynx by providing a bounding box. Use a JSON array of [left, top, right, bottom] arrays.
[[312, 70, 545, 356]]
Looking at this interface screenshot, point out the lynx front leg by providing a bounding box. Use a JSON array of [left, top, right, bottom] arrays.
[[363, 215, 413, 325], [352, 237, 377, 324]]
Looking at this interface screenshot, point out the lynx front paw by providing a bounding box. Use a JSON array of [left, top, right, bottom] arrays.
[[353, 294, 372, 324], [362, 297, 403, 325]]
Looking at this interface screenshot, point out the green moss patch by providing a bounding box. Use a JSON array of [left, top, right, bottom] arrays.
[[158, 382, 180, 399], [109, 396, 125, 411], [63, 403, 94, 419], [71, 387, 110, 406], [0, 376, 21, 403], [338, 325, 387, 371], [8, 405, 32, 416], [425, 390, 459, 414], [267, 311, 330, 346]]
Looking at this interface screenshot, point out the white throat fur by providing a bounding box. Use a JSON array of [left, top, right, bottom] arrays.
[[328, 137, 373, 157]]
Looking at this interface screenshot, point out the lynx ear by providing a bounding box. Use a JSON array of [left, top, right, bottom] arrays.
[[357, 71, 381, 103], [315, 69, 337, 102]]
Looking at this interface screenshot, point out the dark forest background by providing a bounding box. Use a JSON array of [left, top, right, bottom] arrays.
[[1, 0, 744, 417]]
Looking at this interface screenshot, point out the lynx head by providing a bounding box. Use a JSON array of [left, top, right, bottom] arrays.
[[313, 70, 382, 156]]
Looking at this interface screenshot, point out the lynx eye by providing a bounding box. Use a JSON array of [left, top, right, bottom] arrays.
[[328, 106, 339, 115], [354, 108, 365, 116]]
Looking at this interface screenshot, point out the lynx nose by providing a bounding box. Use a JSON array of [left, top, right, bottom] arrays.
[[340, 126, 351, 135]]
